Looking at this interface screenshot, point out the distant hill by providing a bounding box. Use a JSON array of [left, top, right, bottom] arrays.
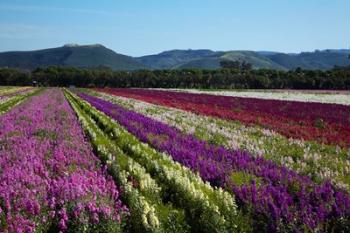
[[136, 50, 287, 70], [136, 49, 350, 70], [0, 44, 146, 70], [175, 57, 221, 69], [265, 50, 350, 70], [0, 44, 349, 71], [136, 49, 223, 69], [221, 51, 286, 70], [173, 51, 285, 70]]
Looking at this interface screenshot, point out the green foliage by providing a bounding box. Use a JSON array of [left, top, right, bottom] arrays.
[[314, 118, 326, 129], [2, 66, 350, 89], [230, 172, 261, 187], [33, 128, 58, 140]]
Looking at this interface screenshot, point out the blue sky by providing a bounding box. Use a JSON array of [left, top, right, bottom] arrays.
[[0, 0, 349, 56]]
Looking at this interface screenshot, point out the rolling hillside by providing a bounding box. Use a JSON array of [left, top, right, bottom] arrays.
[[0, 44, 146, 70], [136, 49, 223, 69], [266, 50, 350, 70], [0, 44, 349, 71], [137, 49, 350, 70]]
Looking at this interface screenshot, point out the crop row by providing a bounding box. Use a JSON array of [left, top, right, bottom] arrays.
[[66, 90, 246, 233], [0, 89, 127, 232], [89, 90, 350, 192], [96, 88, 350, 147], [0, 87, 41, 114], [80, 91, 350, 232], [0, 87, 33, 103], [169, 89, 350, 106], [0, 86, 31, 97]]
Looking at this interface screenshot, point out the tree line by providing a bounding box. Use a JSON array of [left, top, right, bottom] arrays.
[[0, 66, 350, 89]]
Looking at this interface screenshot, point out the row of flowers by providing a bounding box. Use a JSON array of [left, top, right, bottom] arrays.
[[89, 90, 350, 192], [0, 89, 128, 232], [0, 86, 31, 98], [0, 88, 38, 106], [0, 89, 41, 115], [96, 88, 350, 147], [80, 91, 350, 232], [66, 90, 242, 233], [167, 88, 350, 106]]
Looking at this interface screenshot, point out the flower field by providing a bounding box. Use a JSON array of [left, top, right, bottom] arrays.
[[164, 89, 350, 106], [96, 88, 350, 147], [0, 87, 30, 97], [0, 87, 40, 114], [0, 89, 128, 232], [0, 86, 349, 232], [0, 87, 34, 104]]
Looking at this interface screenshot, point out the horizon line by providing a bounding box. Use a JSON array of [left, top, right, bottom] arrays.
[[0, 43, 349, 57]]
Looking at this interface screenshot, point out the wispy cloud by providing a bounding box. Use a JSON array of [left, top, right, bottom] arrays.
[[0, 23, 53, 39], [0, 4, 112, 15]]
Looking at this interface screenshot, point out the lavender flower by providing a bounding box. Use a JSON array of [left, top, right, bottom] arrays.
[[79, 92, 350, 231], [0, 89, 128, 232]]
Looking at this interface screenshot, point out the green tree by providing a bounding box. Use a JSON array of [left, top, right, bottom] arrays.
[[219, 59, 240, 69]]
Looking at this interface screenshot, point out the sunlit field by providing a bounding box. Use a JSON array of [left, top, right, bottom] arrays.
[[1, 86, 349, 232]]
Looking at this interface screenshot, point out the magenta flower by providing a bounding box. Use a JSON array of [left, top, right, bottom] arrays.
[[0, 89, 128, 232], [79, 92, 350, 231]]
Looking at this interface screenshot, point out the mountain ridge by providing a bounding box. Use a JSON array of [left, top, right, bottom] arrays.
[[0, 44, 146, 71], [137, 49, 350, 70], [0, 44, 349, 71]]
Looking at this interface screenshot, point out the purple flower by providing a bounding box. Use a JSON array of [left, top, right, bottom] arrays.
[[79, 92, 350, 231], [0, 89, 128, 232]]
